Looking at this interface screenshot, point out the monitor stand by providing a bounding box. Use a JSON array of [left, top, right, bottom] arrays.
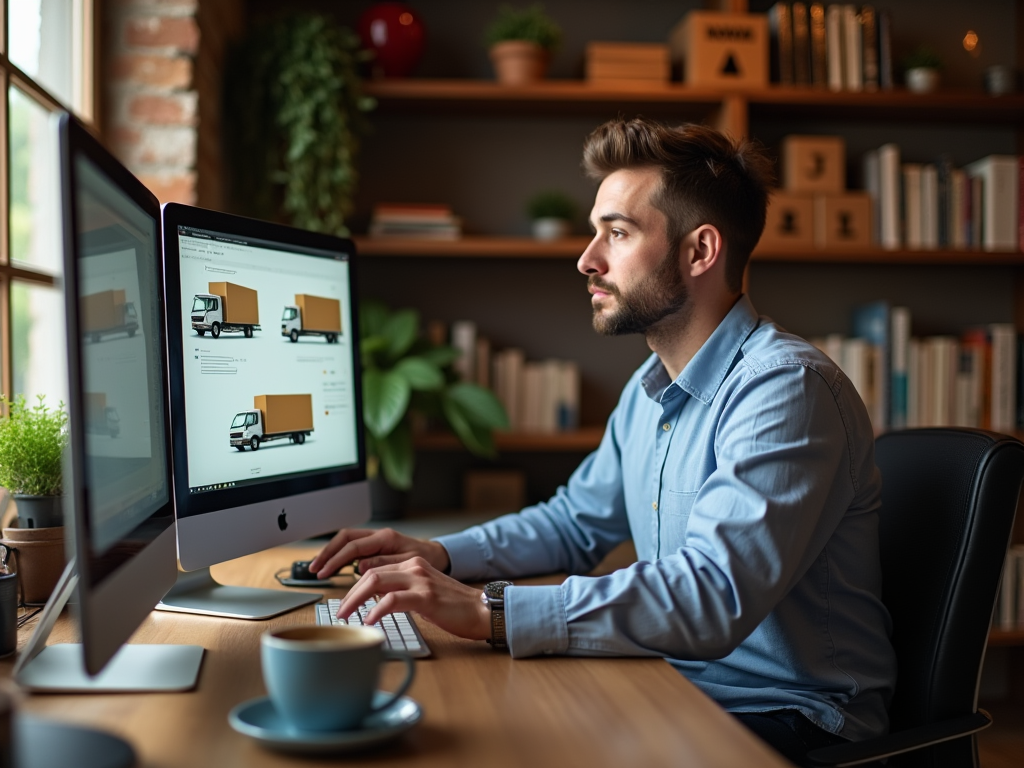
[[16, 715, 136, 768], [155, 566, 321, 620], [13, 561, 204, 693]]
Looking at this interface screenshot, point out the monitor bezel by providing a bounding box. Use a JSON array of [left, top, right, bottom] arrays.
[[160, 203, 366, 521], [58, 113, 179, 673]]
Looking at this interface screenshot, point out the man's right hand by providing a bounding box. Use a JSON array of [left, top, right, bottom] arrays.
[[309, 528, 451, 579]]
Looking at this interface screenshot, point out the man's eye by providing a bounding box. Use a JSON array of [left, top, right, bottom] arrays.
[[611, 229, 626, 238]]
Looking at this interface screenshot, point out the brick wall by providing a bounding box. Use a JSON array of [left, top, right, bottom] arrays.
[[102, 0, 243, 208]]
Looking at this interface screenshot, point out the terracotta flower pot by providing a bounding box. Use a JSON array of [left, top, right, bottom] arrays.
[[489, 41, 548, 86], [1, 521, 66, 604]]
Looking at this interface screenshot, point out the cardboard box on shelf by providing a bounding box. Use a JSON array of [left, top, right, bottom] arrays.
[[814, 193, 873, 249], [760, 192, 815, 250], [670, 11, 768, 88], [781, 135, 846, 193]]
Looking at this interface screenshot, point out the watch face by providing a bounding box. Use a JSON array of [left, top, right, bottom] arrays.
[[485, 580, 513, 600]]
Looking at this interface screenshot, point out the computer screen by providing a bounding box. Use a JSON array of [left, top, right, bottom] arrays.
[[161, 204, 369, 584]]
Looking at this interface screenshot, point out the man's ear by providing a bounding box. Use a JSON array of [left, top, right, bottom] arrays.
[[685, 224, 724, 278]]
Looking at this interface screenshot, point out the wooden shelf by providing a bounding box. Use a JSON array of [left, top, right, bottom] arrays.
[[363, 79, 1024, 122], [989, 629, 1024, 646], [354, 236, 1024, 265], [415, 427, 604, 452]]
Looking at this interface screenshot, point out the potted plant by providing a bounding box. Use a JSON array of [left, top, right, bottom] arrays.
[[527, 190, 576, 240], [484, 4, 562, 86], [360, 301, 509, 518], [902, 46, 942, 94], [224, 13, 375, 235]]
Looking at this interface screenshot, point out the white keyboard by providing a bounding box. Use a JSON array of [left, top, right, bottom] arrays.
[[315, 598, 430, 658]]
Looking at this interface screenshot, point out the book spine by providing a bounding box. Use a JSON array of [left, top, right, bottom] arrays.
[[825, 4, 843, 92], [860, 5, 878, 91], [451, 321, 477, 382], [903, 164, 923, 250], [842, 4, 862, 92], [920, 164, 939, 250], [951, 169, 966, 249], [890, 306, 910, 429], [792, 2, 810, 85], [878, 144, 901, 249], [809, 3, 827, 87], [863, 149, 881, 245], [877, 9, 893, 90], [991, 324, 1018, 432], [907, 338, 920, 428], [769, 3, 794, 85]]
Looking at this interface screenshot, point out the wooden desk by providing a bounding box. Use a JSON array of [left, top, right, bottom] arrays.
[[2, 544, 791, 767]]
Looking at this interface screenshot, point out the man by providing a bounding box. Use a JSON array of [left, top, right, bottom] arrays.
[[310, 117, 896, 766]]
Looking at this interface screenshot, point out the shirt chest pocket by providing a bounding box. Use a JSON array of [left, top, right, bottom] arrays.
[[659, 490, 698, 554]]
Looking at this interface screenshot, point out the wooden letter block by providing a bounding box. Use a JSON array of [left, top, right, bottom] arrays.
[[586, 42, 670, 83], [781, 135, 846, 193], [760, 192, 815, 251], [814, 193, 873, 249], [670, 11, 769, 88]]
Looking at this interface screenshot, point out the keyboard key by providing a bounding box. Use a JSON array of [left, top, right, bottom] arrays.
[[314, 599, 430, 658]]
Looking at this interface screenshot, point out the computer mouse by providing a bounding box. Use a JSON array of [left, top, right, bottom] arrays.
[[290, 560, 319, 581]]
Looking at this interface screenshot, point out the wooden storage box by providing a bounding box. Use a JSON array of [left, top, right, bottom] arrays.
[[760, 192, 815, 250], [586, 42, 670, 83], [781, 135, 846, 193], [814, 193, 873, 249], [669, 11, 768, 88]]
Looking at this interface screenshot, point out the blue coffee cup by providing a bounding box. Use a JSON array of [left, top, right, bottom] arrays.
[[261, 625, 415, 732]]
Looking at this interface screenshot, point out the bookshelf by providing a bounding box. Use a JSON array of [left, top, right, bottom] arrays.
[[414, 427, 605, 452]]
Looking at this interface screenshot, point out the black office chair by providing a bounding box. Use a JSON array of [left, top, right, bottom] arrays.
[[809, 428, 1024, 768]]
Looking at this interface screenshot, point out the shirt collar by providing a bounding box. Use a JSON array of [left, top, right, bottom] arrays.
[[639, 294, 760, 405]]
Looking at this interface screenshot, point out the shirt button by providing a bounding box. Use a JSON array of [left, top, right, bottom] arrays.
[[662, 423, 671, 431], [652, 501, 658, 511]]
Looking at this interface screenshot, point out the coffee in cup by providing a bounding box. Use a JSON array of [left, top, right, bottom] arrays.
[[261, 625, 415, 732]]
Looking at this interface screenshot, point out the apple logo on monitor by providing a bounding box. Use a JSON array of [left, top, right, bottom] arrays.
[[278, 510, 288, 531]]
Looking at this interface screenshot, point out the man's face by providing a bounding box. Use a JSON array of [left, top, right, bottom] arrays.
[[578, 167, 688, 336]]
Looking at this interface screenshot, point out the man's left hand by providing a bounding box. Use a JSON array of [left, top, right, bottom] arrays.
[[338, 557, 492, 642]]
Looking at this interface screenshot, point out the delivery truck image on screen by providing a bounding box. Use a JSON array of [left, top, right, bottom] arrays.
[[85, 393, 120, 438], [230, 394, 313, 451], [281, 294, 342, 343], [192, 282, 260, 338], [82, 289, 138, 343]]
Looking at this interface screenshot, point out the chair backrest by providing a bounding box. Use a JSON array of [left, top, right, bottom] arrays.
[[875, 428, 1024, 732]]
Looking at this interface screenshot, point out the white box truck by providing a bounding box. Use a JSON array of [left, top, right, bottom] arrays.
[[192, 282, 260, 338], [230, 394, 313, 451]]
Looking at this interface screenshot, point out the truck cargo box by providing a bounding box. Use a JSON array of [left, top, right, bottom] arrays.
[[254, 394, 313, 435], [209, 282, 259, 324], [296, 294, 342, 333], [82, 289, 126, 332]]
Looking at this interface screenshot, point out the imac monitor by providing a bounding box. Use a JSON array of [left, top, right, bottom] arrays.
[[159, 204, 369, 618], [14, 114, 202, 698]]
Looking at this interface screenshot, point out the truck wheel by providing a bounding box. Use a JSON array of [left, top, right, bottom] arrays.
[[197, 330, 205, 337], [211, 323, 221, 339], [244, 326, 253, 338], [290, 329, 299, 343], [235, 446, 245, 452], [293, 433, 305, 445], [326, 333, 336, 344], [250, 436, 260, 451]]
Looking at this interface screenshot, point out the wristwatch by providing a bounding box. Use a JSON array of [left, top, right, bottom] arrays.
[[481, 580, 514, 650]]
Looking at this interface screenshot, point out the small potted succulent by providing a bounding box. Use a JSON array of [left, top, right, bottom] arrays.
[[484, 4, 562, 86], [360, 301, 508, 518], [902, 46, 942, 94], [527, 190, 576, 240]]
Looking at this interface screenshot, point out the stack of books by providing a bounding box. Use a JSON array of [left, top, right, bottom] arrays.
[[585, 42, 670, 85], [368, 203, 461, 240], [769, 3, 892, 91], [809, 302, 1019, 434], [862, 149, 1021, 252]]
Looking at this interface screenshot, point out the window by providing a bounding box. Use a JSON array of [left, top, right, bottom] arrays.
[[2, 1, 95, 407]]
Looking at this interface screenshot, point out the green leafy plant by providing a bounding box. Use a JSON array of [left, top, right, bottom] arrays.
[[0, 395, 68, 497], [361, 301, 509, 490], [484, 4, 562, 51], [527, 190, 576, 221], [225, 14, 375, 235], [901, 46, 943, 71]]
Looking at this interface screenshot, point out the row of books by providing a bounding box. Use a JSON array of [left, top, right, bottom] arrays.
[[863, 149, 1020, 252], [769, 3, 892, 91], [995, 545, 1024, 632], [809, 302, 1018, 433], [368, 203, 462, 240], [448, 320, 581, 434]]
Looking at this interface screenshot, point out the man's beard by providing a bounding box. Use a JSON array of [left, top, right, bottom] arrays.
[[589, 248, 689, 336]]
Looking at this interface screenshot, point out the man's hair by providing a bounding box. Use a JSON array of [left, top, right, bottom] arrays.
[[582, 118, 774, 293]]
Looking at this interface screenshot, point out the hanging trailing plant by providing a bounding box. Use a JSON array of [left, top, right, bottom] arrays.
[[225, 13, 375, 235]]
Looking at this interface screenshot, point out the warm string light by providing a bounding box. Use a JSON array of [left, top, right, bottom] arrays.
[[963, 30, 980, 57]]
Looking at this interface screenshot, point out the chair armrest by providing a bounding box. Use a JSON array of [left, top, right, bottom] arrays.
[[806, 710, 991, 767]]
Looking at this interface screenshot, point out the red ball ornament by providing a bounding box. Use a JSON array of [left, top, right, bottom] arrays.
[[357, 3, 426, 79]]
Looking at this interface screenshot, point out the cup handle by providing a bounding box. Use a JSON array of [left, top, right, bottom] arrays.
[[369, 654, 416, 714]]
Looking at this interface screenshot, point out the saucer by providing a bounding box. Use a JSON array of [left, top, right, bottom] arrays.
[[228, 691, 422, 754]]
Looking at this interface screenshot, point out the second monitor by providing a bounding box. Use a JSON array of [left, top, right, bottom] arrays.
[[158, 204, 369, 619]]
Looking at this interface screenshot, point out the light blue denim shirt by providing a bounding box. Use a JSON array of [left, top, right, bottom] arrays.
[[435, 295, 896, 741]]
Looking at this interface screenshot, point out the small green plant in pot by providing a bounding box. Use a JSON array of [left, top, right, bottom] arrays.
[[0, 395, 68, 528], [527, 190, 576, 240], [485, 4, 562, 85], [360, 301, 509, 517], [902, 46, 943, 93]]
